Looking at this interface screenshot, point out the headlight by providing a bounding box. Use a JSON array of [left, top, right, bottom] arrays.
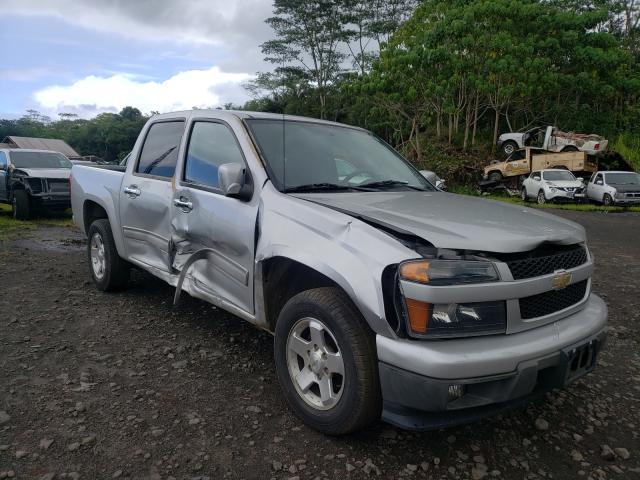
[[403, 299, 506, 338], [399, 259, 505, 338], [399, 259, 499, 286], [550, 187, 557, 193]]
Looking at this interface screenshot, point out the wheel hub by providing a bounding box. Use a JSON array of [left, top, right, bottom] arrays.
[[90, 233, 106, 280], [308, 348, 326, 376], [286, 317, 345, 410]]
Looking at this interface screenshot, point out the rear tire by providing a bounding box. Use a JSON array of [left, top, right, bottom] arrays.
[[12, 190, 31, 220], [521, 187, 529, 202], [502, 140, 518, 156], [562, 146, 579, 152], [87, 219, 130, 291], [274, 287, 381, 435]]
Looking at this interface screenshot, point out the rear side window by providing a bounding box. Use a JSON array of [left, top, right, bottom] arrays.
[[136, 121, 185, 178], [184, 121, 244, 189]]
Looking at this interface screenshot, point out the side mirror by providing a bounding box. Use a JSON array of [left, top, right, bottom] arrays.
[[595, 180, 603, 185], [420, 169, 439, 185], [218, 163, 246, 197], [533, 176, 541, 181], [0, 163, 6, 171]]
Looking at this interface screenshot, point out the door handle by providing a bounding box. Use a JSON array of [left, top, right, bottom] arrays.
[[124, 185, 141, 197], [174, 198, 193, 211]]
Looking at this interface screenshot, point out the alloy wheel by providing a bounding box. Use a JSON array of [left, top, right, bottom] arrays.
[[286, 317, 345, 410]]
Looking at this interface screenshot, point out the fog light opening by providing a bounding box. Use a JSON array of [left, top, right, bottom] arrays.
[[448, 384, 466, 401]]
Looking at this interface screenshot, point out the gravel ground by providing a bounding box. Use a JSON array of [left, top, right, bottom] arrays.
[[0, 210, 638, 480]]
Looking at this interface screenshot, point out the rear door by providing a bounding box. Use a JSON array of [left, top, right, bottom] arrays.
[[119, 119, 185, 272], [171, 118, 258, 315]]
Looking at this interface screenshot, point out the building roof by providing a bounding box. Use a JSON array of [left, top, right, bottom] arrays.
[[2, 136, 80, 158]]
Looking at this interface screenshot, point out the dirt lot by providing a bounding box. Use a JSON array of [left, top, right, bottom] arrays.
[[0, 210, 638, 480]]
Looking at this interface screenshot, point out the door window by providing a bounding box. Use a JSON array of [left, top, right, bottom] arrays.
[[0, 152, 6, 169], [184, 121, 245, 189], [136, 121, 185, 178]]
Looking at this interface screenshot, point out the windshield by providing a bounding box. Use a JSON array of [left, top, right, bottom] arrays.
[[10, 151, 72, 169], [245, 119, 435, 192], [605, 172, 639, 185], [542, 170, 576, 181]]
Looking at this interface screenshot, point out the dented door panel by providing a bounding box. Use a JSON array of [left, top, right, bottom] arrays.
[[120, 177, 174, 272], [171, 186, 257, 314]]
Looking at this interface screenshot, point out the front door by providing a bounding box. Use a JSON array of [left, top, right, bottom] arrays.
[[171, 119, 258, 315], [119, 119, 185, 273], [588, 173, 605, 202], [0, 152, 8, 202]]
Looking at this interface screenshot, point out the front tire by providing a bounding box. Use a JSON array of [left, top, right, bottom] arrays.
[[87, 219, 130, 291], [537, 190, 547, 205], [603, 193, 613, 207], [488, 171, 502, 182], [12, 190, 31, 220], [274, 287, 381, 435]]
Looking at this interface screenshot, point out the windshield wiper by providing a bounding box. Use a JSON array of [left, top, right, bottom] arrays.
[[358, 180, 427, 191], [284, 183, 368, 193]]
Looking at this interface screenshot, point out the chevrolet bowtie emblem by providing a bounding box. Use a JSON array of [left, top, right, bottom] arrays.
[[552, 271, 572, 290]]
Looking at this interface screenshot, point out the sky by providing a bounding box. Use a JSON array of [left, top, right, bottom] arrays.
[[0, 0, 275, 119]]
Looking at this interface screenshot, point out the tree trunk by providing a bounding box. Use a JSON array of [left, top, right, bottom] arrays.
[[436, 110, 442, 138], [448, 114, 453, 145], [463, 101, 471, 150], [492, 108, 500, 151], [472, 93, 479, 146]]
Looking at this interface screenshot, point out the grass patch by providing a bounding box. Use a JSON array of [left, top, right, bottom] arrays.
[[480, 195, 640, 213], [0, 204, 74, 240]]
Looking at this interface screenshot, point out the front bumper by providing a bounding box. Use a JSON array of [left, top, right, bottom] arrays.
[[377, 293, 607, 430], [30, 192, 71, 209], [613, 196, 640, 205], [547, 190, 585, 202]]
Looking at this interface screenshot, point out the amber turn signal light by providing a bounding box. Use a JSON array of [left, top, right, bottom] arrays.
[[404, 298, 431, 334], [399, 260, 430, 283]]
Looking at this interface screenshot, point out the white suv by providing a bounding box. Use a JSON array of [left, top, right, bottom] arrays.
[[521, 169, 585, 204]]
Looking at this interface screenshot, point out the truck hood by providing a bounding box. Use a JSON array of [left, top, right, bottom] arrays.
[[13, 168, 71, 179], [608, 184, 640, 193], [295, 191, 585, 253], [498, 132, 523, 142]]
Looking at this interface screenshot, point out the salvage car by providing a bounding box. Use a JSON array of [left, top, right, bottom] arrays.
[[586, 171, 640, 206], [498, 126, 608, 157], [71, 110, 607, 434], [0, 148, 72, 219], [521, 169, 586, 204]]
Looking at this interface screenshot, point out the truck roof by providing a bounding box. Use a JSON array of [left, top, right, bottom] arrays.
[[0, 148, 67, 155], [149, 109, 368, 131]]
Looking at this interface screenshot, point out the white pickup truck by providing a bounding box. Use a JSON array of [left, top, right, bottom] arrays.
[[498, 126, 608, 157], [71, 110, 607, 434]]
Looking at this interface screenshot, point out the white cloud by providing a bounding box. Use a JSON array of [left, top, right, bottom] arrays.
[[2, 0, 274, 72], [33, 66, 252, 117]]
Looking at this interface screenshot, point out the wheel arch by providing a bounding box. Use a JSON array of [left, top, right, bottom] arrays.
[[258, 256, 354, 333], [256, 254, 396, 338], [83, 199, 126, 257]]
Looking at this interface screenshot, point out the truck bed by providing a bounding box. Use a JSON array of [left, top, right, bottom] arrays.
[[70, 164, 126, 236]]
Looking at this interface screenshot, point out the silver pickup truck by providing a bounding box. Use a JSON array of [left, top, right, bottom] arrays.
[[71, 110, 607, 434]]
